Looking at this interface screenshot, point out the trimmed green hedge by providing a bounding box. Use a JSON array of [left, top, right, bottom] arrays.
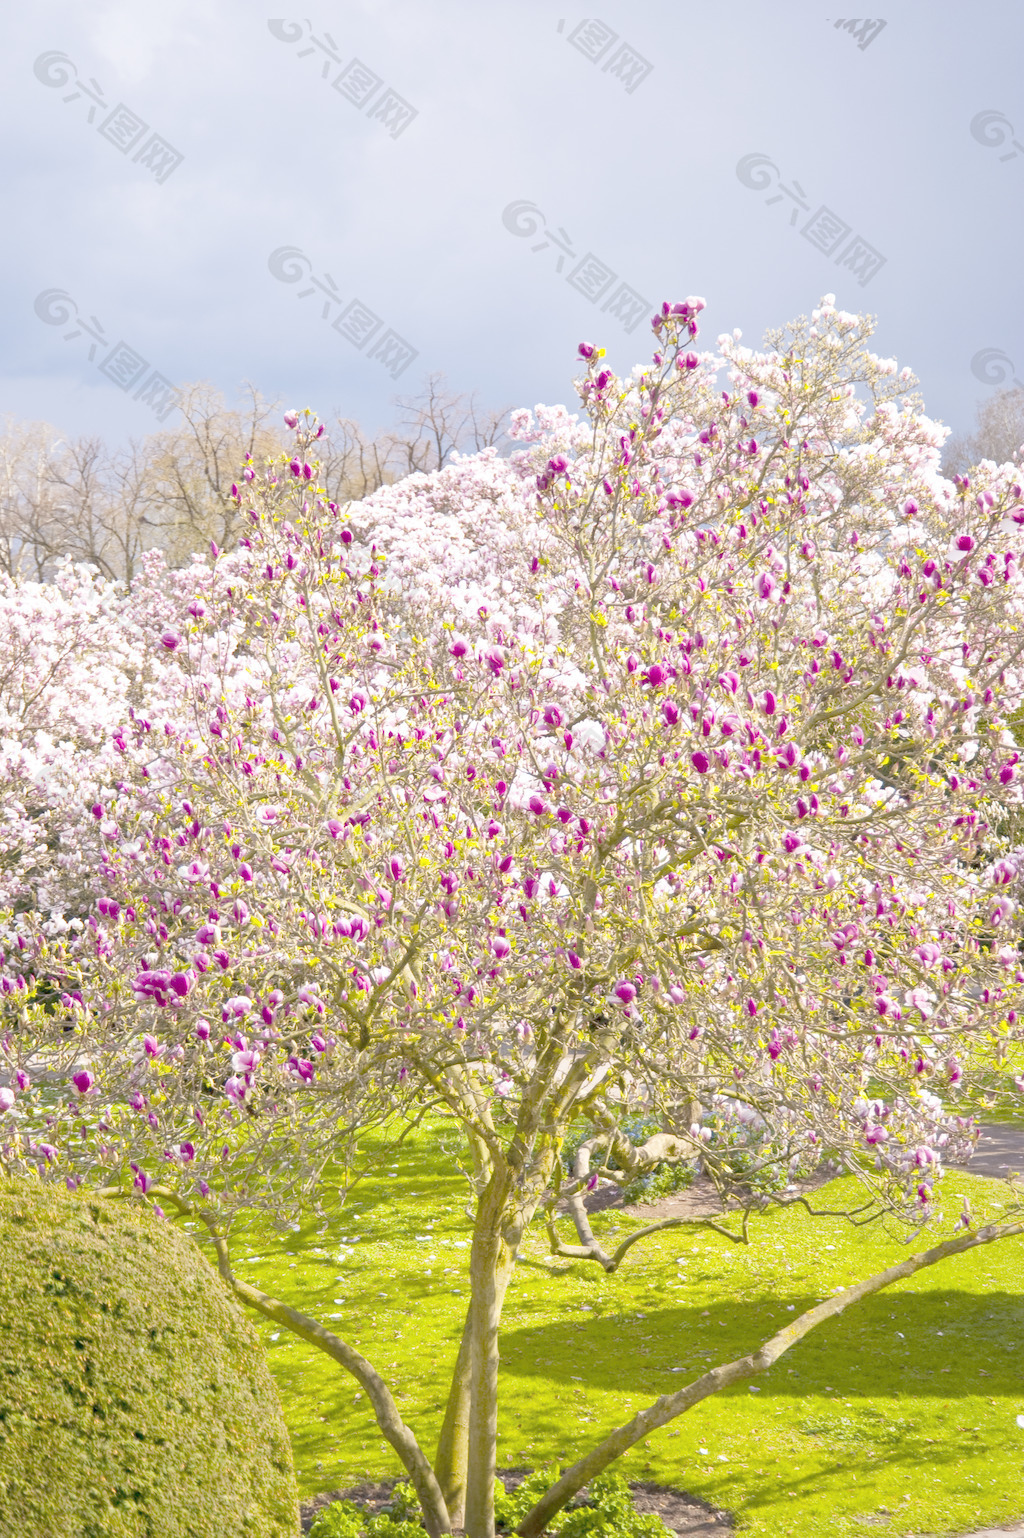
[[0, 1180, 300, 1537]]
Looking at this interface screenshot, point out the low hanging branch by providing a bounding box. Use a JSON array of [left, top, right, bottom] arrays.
[[98, 1185, 453, 1538], [517, 1216, 1024, 1537]]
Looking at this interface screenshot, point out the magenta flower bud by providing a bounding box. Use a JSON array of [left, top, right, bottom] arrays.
[[169, 973, 191, 998], [763, 690, 777, 716], [133, 1168, 152, 1193], [614, 981, 637, 1005], [179, 1142, 196, 1162], [143, 1035, 162, 1057], [578, 343, 595, 359], [73, 1069, 95, 1095], [1001, 764, 1015, 784], [0, 1087, 16, 1112], [160, 632, 180, 651], [195, 1020, 211, 1041], [15, 1070, 30, 1091], [957, 534, 975, 552], [239, 864, 253, 882], [492, 935, 511, 959], [389, 857, 406, 882], [283, 410, 299, 428], [529, 795, 547, 816], [567, 951, 582, 970], [662, 700, 680, 726], [690, 750, 710, 774], [290, 459, 301, 477]]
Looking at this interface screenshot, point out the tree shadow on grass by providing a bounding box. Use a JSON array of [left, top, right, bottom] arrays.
[[498, 1289, 1024, 1402], [701, 1435, 1006, 1523]]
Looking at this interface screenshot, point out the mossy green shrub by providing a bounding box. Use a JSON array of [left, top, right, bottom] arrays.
[[0, 1179, 300, 1538]]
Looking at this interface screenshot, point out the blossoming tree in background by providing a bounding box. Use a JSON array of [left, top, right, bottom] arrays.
[[3, 298, 1024, 1538], [0, 560, 151, 917]]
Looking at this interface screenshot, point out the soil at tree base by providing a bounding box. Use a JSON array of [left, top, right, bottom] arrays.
[[300, 1471, 733, 1534]]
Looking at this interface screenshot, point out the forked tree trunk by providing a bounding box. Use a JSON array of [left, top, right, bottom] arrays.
[[463, 1190, 516, 1538], [434, 1310, 473, 1528]]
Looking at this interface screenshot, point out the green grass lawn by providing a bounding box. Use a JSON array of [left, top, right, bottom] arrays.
[[185, 1120, 1024, 1537]]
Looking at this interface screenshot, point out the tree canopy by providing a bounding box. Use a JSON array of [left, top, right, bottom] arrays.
[[4, 297, 1024, 1537]]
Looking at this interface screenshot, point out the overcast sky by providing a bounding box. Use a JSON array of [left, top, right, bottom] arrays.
[[3, 0, 1022, 448]]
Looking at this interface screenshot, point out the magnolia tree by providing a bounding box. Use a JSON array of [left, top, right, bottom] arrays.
[[0, 560, 156, 916], [4, 298, 1024, 1538]]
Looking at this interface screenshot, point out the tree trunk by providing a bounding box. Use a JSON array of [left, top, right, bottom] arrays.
[[434, 1308, 473, 1529], [463, 1181, 516, 1538]]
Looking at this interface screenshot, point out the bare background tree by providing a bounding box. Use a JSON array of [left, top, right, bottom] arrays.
[[318, 372, 510, 504], [0, 374, 510, 585], [942, 386, 1024, 478], [140, 382, 285, 566]]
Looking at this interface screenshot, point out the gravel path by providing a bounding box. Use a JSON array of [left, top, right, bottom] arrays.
[[951, 1123, 1024, 1180]]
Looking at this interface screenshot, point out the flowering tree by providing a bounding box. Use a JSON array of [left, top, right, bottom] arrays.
[[4, 299, 1024, 1538], [0, 560, 151, 917]]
